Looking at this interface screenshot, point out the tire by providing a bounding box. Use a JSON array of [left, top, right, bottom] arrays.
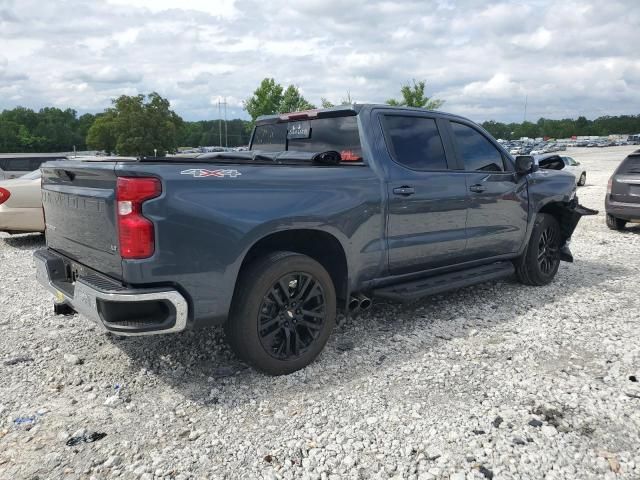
[[225, 251, 336, 375], [514, 214, 562, 286], [606, 214, 627, 231], [577, 172, 586, 186]]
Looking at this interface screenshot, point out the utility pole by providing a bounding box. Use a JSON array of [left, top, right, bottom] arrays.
[[224, 97, 228, 147], [218, 99, 222, 147]]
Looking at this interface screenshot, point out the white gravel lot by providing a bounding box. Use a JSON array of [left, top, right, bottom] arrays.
[[1, 146, 639, 480]]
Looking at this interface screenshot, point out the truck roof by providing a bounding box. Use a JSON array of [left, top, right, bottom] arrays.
[[255, 104, 469, 126]]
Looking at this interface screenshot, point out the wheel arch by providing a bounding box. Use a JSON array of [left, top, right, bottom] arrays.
[[538, 201, 578, 243], [235, 229, 349, 303]]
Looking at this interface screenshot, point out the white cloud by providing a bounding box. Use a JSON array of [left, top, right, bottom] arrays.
[[105, 0, 238, 18], [0, 0, 638, 122]]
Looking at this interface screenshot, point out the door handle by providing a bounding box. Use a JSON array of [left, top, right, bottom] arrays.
[[469, 184, 486, 193], [393, 186, 415, 196]]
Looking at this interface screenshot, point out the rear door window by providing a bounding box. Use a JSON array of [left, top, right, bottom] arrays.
[[251, 116, 362, 160], [381, 115, 448, 171], [451, 122, 504, 172]]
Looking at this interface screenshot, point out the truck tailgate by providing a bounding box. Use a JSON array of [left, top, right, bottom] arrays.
[[41, 161, 122, 279]]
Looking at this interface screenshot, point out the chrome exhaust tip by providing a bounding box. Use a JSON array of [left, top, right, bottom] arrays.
[[348, 296, 360, 311], [356, 293, 372, 311]]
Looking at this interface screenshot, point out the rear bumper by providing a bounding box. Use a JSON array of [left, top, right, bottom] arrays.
[[605, 198, 640, 221], [34, 248, 188, 335]]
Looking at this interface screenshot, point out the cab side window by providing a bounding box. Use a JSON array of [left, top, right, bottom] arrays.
[[382, 116, 448, 171], [451, 122, 504, 172]]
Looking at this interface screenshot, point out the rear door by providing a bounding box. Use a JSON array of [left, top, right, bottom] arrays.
[[379, 112, 468, 274], [41, 161, 123, 279], [446, 120, 528, 260]]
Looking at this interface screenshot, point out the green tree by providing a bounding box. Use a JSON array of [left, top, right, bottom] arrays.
[[244, 78, 317, 121], [387, 79, 444, 110], [244, 78, 284, 122], [279, 85, 315, 113], [86, 92, 182, 156], [320, 97, 334, 108], [86, 113, 117, 154]]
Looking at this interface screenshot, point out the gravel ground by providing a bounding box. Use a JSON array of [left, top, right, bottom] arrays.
[[1, 146, 639, 480]]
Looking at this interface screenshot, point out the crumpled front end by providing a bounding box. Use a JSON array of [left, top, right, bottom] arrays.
[[554, 199, 598, 262]]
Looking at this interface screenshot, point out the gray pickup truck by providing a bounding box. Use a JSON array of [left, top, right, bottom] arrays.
[[35, 105, 592, 374]]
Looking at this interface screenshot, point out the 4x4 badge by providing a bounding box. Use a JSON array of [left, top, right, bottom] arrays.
[[180, 169, 242, 178]]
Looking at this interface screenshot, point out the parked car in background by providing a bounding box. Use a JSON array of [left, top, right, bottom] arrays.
[[0, 170, 44, 234], [535, 154, 587, 186], [561, 156, 587, 186], [0, 154, 66, 180], [606, 149, 640, 230]]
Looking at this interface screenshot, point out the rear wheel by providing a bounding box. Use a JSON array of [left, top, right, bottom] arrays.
[[577, 172, 586, 186], [515, 214, 562, 286], [225, 251, 336, 375], [606, 214, 627, 231]]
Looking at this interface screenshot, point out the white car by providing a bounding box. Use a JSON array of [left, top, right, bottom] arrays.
[[561, 156, 587, 186], [0, 170, 44, 234]]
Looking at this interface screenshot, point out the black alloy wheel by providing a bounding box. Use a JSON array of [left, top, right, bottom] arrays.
[[225, 251, 336, 375], [537, 225, 560, 275], [514, 213, 562, 286], [257, 273, 327, 361]]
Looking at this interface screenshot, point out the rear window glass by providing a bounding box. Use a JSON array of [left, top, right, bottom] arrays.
[[251, 116, 362, 160], [618, 155, 640, 174]]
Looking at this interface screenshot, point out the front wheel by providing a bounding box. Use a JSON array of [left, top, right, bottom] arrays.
[[515, 213, 562, 286], [225, 251, 336, 375]]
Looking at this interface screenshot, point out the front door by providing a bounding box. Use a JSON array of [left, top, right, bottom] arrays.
[[447, 121, 529, 260], [381, 114, 468, 274]]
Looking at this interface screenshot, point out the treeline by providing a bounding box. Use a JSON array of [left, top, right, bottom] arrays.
[[179, 119, 252, 148], [0, 104, 252, 154], [2, 97, 640, 154], [481, 115, 640, 140], [0, 107, 97, 152]]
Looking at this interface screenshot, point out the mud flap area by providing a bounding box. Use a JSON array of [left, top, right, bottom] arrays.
[[557, 202, 598, 262]]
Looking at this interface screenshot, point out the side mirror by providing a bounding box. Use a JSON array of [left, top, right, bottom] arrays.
[[515, 155, 534, 175]]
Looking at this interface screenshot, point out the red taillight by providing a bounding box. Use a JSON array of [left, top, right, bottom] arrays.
[[340, 150, 362, 162], [116, 177, 161, 259], [278, 109, 319, 121], [0, 187, 10, 205]]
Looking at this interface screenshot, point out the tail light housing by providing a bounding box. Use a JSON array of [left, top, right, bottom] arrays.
[[607, 176, 613, 195], [0, 187, 10, 205], [116, 177, 161, 259]]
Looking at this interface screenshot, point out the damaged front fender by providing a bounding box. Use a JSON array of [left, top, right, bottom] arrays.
[[555, 200, 598, 262]]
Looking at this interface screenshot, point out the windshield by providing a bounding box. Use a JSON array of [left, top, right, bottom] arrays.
[[251, 116, 362, 161], [20, 170, 42, 180]]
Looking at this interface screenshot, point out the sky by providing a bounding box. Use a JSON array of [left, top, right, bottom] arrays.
[[0, 0, 639, 123]]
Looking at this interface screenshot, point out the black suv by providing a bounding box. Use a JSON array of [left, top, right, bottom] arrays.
[[606, 149, 640, 230]]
